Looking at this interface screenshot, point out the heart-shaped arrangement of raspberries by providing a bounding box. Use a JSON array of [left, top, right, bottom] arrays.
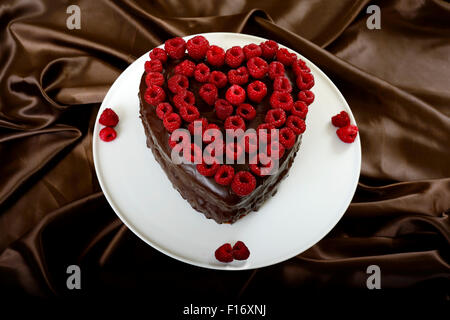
[[139, 35, 315, 224]]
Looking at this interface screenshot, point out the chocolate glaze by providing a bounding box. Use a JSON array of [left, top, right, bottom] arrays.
[[139, 55, 304, 224]]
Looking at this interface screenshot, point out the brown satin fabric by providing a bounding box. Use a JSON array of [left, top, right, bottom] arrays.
[[0, 0, 449, 302]]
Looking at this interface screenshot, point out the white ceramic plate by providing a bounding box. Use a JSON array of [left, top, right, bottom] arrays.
[[93, 32, 361, 270]]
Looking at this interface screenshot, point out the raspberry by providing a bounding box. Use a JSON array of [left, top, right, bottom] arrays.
[[225, 46, 245, 68], [224, 115, 246, 131], [336, 124, 358, 143], [145, 59, 163, 73], [215, 243, 233, 263], [144, 85, 166, 106], [206, 45, 225, 67], [231, 171, 256, 196], [163, 113, 181, 133], [214, 99, 233, 120], [232, 241, 250, 260], [225, 142, 244, 161], [186, 35, 209, 60], [202, 123, 221, 144], [270, 91, 293, 111], [247, 57, 268, 79], [268, 61, 285, 80], [227, 66, 249, 85], [209, 71, 227, 88], [99, 127, 117, 142], [197, 162, 220, 177], [297, 90, 315, 105], [225, 85, 246, 105], [279, 127, 296, 149], [265, 108, 286, 128], [173, 90, 195, 109], [243, 43, 262, 60], [244, 132, 258, 154], [184, 143, 203, 163], [168, 132, 189, 149], [260, 40, 278, 59], [236, 103, 256, 121], [257, 123, 276, 144], [247, 80, 267, 103], [156, 103, 173, 120], [267, 141, 285, 159], [199, 83, 218, 105], [291, 101, 308, 119], [249, 154, 275, 177], [174, 60, 195, 77], [203, 140, 224, 164], [331, 111, 350, 128], [180, 105, 200, 122], [99, 108, 119, 127], [194, 63, 210, 82], [276, 48, 296, 66], [292, 58, 311, 76], [145, 72, 164, 87], [164, 37, 186, 60], [214, 165, 235, 186], [273, 76, 292, 93], [149, 48, 167, 63], [286, 115, 306, 135], [296, 72, 315, 90], [168, 74, 189, 94], [188, 118, 208, 135]]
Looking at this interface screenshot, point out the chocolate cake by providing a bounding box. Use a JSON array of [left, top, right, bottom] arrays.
[[139, 36, 314, 224]]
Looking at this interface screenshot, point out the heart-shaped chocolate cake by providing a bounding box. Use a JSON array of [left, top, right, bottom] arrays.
[[139, 36, 315, 224]]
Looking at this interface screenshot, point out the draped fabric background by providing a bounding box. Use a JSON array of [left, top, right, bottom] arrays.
[[0, 0, 449, 307]]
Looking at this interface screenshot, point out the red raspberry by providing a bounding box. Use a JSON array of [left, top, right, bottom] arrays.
[[225, 46, 245, 68], [145, 59, 163, 73], [184, 143, 203, 163], [99, 127, 117, 142], [270, 91, 293, 111], [265, 108, 286, 128], [164, 37, 186, 60], [197, 162, 220, 177], [209, 71, 227, 88], [215, 99, 233, 120], [268, 61, 285, 80], [297, 90, 315, 105], [224, 115, 246, 131], [203, 140, 224, 164], [257, 123, 276, 145], [156, 102, 173, 120], [292, 58, 311, 76], [249, 154, 275, 177], [214, 165, 235, 186], [267, 141, 285, 159], [180, 105, 200, 122], [247, 80, 267, 103], [225, 142, 244, 161], [202, 123, 221, 144], [174, 60, 195, 77], [231, 171, 256, 196], [168, 132, 189, 149], [173, 90, 195, 109], [215, 243, 233, 263], [149, 48, 167, 63], [336, 124, 358, 143], [232, 241, 250, 260], [99, 108, 119, 127], [331, 111, 350, 128], [236, 103, 256, 121], [244, 132, 258, 154], [287, 115, 306, 135], [279, 127, 296, 149], [225, 85, 246, 105], [260, 40, 278, 59], [163, 113, 181, 133], [188, 118, 208, 135], [276, 48, 296, 66], [247, 57, 268, 79], [186, 35, 209, 60], [144, 85, 165, 106], [199, 83, 218, 105], [243, 43, 262, 60], [291, 101, 308, 119], [168, 74, 189, 94], [273, 76, 292, 93], [206, 45, 225, 67], [296, 72, 315, 90], [145, 72, 164, 87], [228, 67, 249, 85], [194, 63, 210, 82]]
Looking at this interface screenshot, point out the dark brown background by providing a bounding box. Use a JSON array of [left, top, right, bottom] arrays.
[[0, 0, 449, 309]]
